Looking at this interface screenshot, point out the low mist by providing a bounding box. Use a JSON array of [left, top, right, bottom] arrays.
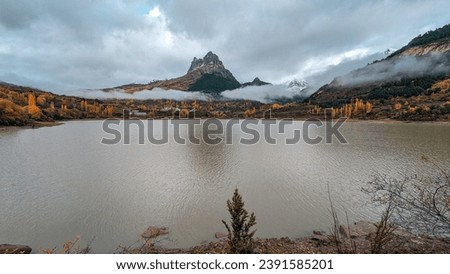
[[65, 88, 210, 101], [334, 52, 449, 87], [221, 84, 307, 103], [64, 85, 309, 104]]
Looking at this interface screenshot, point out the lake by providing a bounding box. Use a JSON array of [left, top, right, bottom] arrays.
[[1, 120, 449, 253]]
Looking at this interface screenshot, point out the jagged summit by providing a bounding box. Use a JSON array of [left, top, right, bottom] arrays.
[[187, 51, 238, 83], [188, 51, 222, 73]]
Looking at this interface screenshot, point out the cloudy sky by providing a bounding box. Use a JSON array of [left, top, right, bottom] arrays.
[[0, 0, 449, 94]]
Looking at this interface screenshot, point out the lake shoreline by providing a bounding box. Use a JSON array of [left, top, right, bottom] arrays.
[[3, 221, 449, 254], [122, 221, 450, 254], [1, 118, 450, 131], [0, 121, 63, 131]]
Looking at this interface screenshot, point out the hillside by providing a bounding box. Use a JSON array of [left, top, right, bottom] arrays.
[[0, 82, 125, 126], [308, 24, 450, 121], [389, 23, 450, 57]]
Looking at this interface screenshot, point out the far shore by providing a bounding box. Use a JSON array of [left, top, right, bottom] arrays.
[[0, 121, 63, 131], [1, 117, 450, 130]]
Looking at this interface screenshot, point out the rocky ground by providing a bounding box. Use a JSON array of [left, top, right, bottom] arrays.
[[0, 244, 32, 254], [122, 222, 450, 254], [3, 221, 448, 254]]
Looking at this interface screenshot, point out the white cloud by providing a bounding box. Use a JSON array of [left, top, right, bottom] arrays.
[[278, 48, 372, 84], [222, 85, 304, 103], [100, 7, 204, 79], [148, 6, 161, 18], [300, 48, 371, 77]]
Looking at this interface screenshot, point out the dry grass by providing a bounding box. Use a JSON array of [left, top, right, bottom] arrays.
[[40, 236, 94, 254]]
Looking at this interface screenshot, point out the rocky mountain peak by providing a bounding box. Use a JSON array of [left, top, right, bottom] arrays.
[[187, 51, 238, 83], [188, 51, 224, 73], [204, 51, 220, 62]]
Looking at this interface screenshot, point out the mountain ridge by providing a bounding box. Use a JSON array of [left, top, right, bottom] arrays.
[[241, 77, 271, 88]]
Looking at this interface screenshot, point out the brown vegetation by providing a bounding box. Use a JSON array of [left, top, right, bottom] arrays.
[[40, 236, 93, 254], [432, 79, 450, 92]]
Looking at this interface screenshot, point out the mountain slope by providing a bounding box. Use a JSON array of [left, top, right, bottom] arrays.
[[0, 81, 124, 126], [309, 24, 450, 109], [389, 23, 450, 57]]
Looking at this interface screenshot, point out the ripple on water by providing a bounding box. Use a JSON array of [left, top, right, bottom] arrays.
[[0, 121, 449, 252]]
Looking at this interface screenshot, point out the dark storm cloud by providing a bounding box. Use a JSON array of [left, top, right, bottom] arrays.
[[0, 0, 449, 95], [163, 0, 450, 83], [0, 1, 37, 29]]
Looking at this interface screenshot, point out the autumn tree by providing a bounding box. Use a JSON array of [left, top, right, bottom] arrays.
[[104, 105, 115, 116], [28, 93, 36, 108], [366, 102, 373, 113], [93, 101, 100, 114], [36, 95, 46, 106], [331, 107, 337, 119], [393, 102, 402, 110], [244, 107, 256, 118], [27, 93, 42, 119], [192, 100, 200, 110], [271, 103, 281, 110], [310, 105, 322, 115], [345, 104, 353, 117], [61, 101, 68, 111], [222, 188, 257, 254], [81, 100, 88, 111], [180, 108, 189, 118]]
